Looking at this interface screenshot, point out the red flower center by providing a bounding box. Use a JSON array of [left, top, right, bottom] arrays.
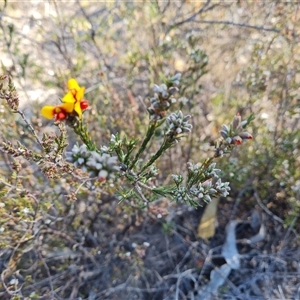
[[55, 112, 67, 121], [53, 107, 67, 121]]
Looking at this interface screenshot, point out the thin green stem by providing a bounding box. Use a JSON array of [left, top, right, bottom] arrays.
[[129, 122, 157, 169], [139, 139, 171, 175], [74, 121, 99, 153], [123, 142, 136, 165], [186, 157, 214, 189], [115, 148, 124, 163]]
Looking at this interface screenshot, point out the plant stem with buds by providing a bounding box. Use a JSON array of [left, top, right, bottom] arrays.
[[129, 122, 157, 169], [73, 121, 99, 153]]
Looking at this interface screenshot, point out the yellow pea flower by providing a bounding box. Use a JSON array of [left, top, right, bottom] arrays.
[[41, 102, 74, 121], [41, 78, 88, 121], [62, 78, 86, 118]]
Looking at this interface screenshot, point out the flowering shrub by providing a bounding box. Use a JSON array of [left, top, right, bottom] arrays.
[[0, 74, 253, 297], [0, 73, 254, 298], [1, 73, 253, 210]]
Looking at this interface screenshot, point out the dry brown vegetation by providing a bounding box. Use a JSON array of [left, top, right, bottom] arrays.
[[0, 1, 300, 299]]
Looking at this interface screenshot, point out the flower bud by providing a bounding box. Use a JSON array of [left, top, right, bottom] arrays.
[[153, 84, 161, 93], [240, 120, 248, 128], [171, 73, 181, 81], [232, 113, 241, 130], [99, 169, 108, 180], [0, 75, 9, 92], [225, 137, 232, 144], [80, 99, 89, 110], [220, 130, 228, 139], [239, 132, 253, 140], [168, 87, 178, 95], [232, 136, 243, 145], [221, 124, 229, 133], [203, 195, 212, 203]]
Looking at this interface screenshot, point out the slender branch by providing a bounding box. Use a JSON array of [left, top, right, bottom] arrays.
[[77, 1, 111, 71], [253, 191, 283, 224], [129, 122, 157, 169], [1, 269, 23, 296], [176, 19, 281, 34], [37, 250, 55, 297], [133, 183, 149, 205], [169, 0, 219, 29], [136, 181, 153, 191], [139, 139, 170, 175], [168, 0, 280, 35], [17, 110, 44, 150]]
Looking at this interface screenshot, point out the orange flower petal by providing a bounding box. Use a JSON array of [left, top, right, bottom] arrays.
[[41, 106, 55, 119]]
